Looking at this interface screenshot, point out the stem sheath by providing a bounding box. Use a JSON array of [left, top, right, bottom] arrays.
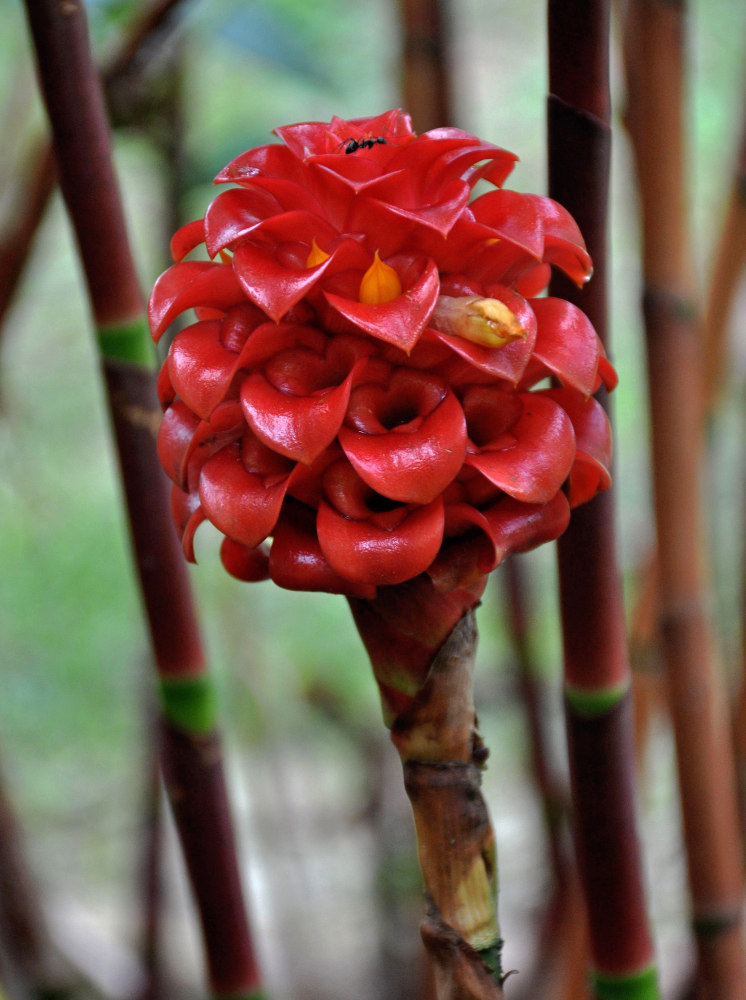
[[350, 582, 504, 999]]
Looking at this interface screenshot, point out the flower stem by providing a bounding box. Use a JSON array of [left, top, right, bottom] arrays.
[[395, 615, 498, 955], [349, 579, 505, 999]]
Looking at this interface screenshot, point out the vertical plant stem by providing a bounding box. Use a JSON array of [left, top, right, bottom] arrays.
[[397, 0, 453, 132], [21, 4, 262, 997], [705, 97, 746, 815], [349, 577, 505, 1000], [547, 2, 659, 997], [623, 4, 746, 995], [707, 103, 746, 824]]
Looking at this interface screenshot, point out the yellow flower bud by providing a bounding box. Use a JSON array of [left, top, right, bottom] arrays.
[[430, 295, 526, 349]]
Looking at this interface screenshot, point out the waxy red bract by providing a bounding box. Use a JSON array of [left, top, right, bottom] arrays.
[[148, 110, 615, 596]]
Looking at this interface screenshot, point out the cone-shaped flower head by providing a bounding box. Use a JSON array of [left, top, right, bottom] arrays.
[[149, 110, 616, 599]]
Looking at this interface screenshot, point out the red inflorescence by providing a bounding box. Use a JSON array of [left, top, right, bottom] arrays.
[[149, 109, 616, 600]]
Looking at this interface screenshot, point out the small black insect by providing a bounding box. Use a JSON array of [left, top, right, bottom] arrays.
[[341, 135, 388, 154]]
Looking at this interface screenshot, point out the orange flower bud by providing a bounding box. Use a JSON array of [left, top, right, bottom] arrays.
[[359, 252, 402, 305]]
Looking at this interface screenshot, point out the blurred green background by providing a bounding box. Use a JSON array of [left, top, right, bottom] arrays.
[[1, 0, 745, 996]]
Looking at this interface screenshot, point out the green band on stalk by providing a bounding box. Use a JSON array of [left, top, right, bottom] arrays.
[[97, 316, 154, 367], [159, 675, 217, 735], [564, 680, 630, 718], [213, 993, 266, 1000], [592, 965, 659, 999], [692, 910, 743, 939]]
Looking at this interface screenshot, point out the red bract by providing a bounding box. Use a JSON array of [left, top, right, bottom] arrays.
[[148, 110, 616, 596]]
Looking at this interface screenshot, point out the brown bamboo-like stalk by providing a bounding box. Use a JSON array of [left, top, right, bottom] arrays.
[[629, 91, 746, 721], [397, 0, 453, 132], [707, 94, 746, 829], [547, 2, 659, 997], [21, 3, 262, 997], [623, 1, 746, 996]]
